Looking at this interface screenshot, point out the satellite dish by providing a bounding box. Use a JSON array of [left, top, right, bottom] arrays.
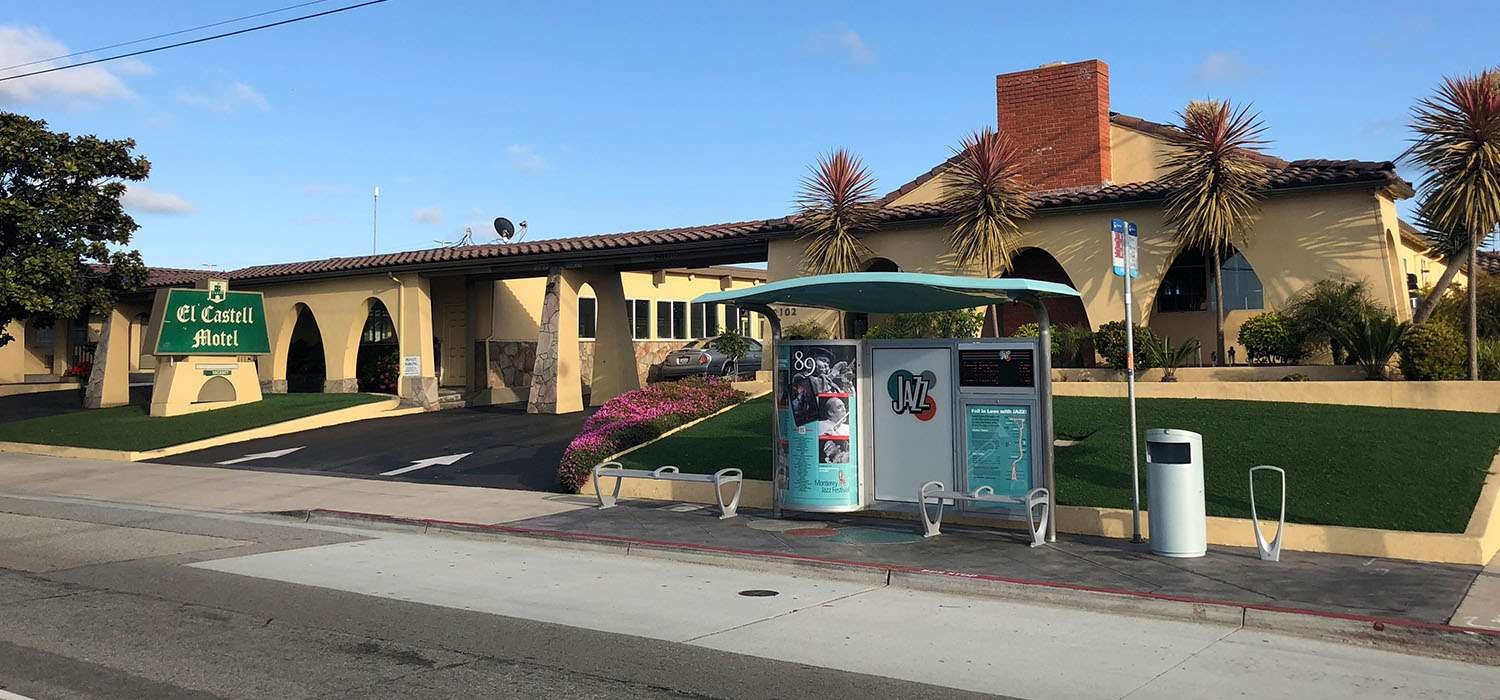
[[494, 217, 516, 240]]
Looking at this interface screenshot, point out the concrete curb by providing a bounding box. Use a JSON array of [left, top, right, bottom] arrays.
[[280, 508, 1499, 666]]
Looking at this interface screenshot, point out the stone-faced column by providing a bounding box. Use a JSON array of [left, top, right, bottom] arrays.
[[584, 270, 640, 405], [83, 307, 131, 408], [527, 267, 585, 414]]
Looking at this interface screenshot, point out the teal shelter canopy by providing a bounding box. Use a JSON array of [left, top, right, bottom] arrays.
[[692, 272, 1080, 313]]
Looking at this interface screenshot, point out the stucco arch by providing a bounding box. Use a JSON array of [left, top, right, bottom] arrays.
[[333, 296, 400, 389], [990, 247, 1092, 335], [845, 258, 902, 337], [281, 303, 327, 393]]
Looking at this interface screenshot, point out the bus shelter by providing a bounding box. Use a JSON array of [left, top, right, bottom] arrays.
[[695, 272, 1082, 542]]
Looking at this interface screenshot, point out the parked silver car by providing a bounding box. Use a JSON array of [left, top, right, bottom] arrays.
[[653, 337, 763, 381]]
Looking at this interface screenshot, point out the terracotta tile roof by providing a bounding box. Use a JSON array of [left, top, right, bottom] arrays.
[[878, 112, 1370, 205], [138, 127, 1410, 288], [1480, 250, 1499, 275], [149, 218, 794, 287]]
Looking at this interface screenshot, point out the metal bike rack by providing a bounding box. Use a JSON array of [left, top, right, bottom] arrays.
[[592, 462, 745, 519], [1248, 465, 1286, 562], [917, 480, 1049, 547]]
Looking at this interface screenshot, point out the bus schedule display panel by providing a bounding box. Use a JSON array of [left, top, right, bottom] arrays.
[[958, 348, 1035, 389]]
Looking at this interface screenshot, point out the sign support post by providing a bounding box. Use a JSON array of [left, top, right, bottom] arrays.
[[1113, 219, 1145, 543]]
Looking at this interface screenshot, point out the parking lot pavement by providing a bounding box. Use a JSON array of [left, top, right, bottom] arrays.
[[152, 403, 593, 492], [0, 386, 150, 424]]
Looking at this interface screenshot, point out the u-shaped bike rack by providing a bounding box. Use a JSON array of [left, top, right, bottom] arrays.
[[918, 480, 1050, 547], [1248, 465, 1286, 562]]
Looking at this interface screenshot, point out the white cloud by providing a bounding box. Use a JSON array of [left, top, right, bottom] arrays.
[[0, 26, 142, 107], [1194, 51, 1263, 83], [809, 26, 873, 65], [120, 184, 194, 215], [507, 145, 550, 176], [178, 81, 269, 113], [411, 205, 444, 226]]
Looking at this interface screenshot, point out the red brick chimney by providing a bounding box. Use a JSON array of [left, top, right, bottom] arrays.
[[996, 59, 1111, 190]]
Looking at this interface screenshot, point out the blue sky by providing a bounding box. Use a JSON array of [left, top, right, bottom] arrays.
[[3, 1, 1497, 270]]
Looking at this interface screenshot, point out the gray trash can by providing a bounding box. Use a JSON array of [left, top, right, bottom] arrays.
[[1145, 429, 1206, 558]]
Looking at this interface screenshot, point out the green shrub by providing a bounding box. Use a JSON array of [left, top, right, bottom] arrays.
[[1237, 311, 1306, 365], [1283, 279, 1383, 364], [782, 321, 829, 340], [1143, 335, 1201, 381], [1092, 321, 1159, 370], [1281, 373, 1310, 382], [1399, 322, 1465, 380], [1480, 339, 1500, 381], [1432, 274, 1500, 341], [865, 309, 983, 339], [1333, 311, 1408, 380], [1013, 323, 1095, 368]]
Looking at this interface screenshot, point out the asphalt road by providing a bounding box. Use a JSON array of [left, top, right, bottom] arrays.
[[0, 494, 991, 700], [2, 492, 1494, 698], [151, 403, 593, 492]]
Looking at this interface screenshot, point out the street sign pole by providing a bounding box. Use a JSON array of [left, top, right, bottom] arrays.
[[1113, 219, 1145, 544]]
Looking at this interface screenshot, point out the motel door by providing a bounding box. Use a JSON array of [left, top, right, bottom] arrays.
[[869, 343, 955, 502], [438, 302, 467, 387]]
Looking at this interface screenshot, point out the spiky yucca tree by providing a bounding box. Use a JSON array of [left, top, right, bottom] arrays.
[[1162, 100, 1271, 365], [796, 149, 879, 337], [940, 127, 1035, 337], [797, 149, 879, 275], [1405, 69, 1500, 380]]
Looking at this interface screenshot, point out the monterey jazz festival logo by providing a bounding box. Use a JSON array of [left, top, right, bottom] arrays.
[[887, 369, 938, 422]]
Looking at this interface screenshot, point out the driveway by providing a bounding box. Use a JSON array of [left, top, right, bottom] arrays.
[[0, 385, 151, 424], [151, 403, 594, 492]]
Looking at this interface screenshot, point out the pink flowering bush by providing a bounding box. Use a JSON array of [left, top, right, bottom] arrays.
[[558, 377, 745, 491]]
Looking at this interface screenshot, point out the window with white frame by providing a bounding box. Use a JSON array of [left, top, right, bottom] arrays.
[[656, 300, 688, 340], [625, 299, 650, 340], [690, 302, 719, 338]]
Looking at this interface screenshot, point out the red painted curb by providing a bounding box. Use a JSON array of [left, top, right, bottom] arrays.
[[300, 507, 1500, 642]]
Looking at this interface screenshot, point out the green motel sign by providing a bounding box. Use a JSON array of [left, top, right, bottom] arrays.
[[152, 286, 271, 355]]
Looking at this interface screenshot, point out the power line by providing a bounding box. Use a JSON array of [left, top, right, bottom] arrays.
[[0, 0, 334, 73], [0, 0, 390, 84]]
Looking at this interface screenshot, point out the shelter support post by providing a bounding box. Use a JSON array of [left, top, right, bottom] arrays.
[[1024, 295, 1057, 543], [749, 303, 783, 519]]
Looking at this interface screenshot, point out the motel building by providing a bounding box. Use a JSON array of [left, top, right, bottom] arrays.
[[0, 59, 1484, 414]]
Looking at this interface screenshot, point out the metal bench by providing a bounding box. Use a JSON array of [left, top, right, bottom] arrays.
[[918, 480, 1050, 547], [591, 462, 744, 519]]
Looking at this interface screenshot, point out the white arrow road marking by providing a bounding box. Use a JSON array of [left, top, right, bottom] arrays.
[[381, 452, 472, 477], [215, 447, 306, 465]]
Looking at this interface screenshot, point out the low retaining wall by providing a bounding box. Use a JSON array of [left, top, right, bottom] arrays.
[[1054, 380, 1500, 413], [580, 452, 1500, 566], [0, 380, 81, 397], [1054, 365, 1364, 383]]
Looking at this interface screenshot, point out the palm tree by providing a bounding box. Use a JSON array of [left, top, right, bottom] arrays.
[[796, 149, 880, 336], [796, 149, 879, 275], [939, 127, 1035, 337], [1161, 100, 1271, 365], [1404, 68, 1500, 380]]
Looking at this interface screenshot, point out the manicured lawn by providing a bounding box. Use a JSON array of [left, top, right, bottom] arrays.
[[0, 393, 388, 451], [615, 394, 1500, 533], [618, 395, 774, 480], [1053, 396, 1500, 533]]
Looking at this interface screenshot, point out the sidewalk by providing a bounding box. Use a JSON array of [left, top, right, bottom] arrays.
[[2, 452, 1496, 656]]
